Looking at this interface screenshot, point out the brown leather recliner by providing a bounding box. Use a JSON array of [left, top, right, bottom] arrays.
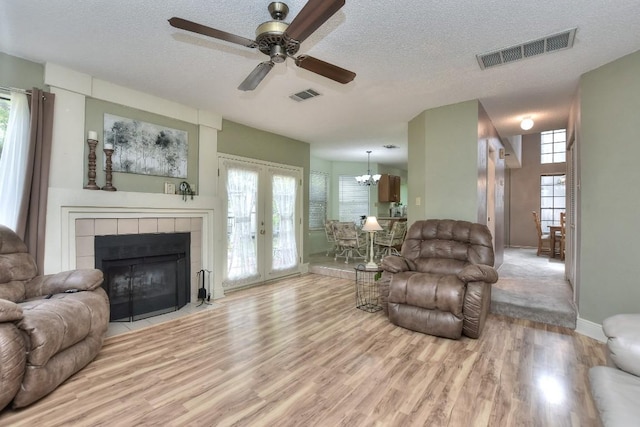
[[379, 219, 498, 339], [0, 225, 109, 410]]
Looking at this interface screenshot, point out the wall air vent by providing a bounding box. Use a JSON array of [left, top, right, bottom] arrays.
[[289, 88, 321, 102], [477, 28, 577, 70]]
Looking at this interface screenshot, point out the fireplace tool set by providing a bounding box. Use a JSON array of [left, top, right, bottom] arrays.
[[196, 269, 212, 306]]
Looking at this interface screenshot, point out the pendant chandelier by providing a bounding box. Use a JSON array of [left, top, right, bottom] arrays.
[[355, 150, 381, 186]]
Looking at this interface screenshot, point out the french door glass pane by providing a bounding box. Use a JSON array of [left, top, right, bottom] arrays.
[[226, 167, 258, 281], [272, 174, 298, 271]]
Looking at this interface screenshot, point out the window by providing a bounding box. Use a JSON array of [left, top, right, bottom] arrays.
[[541, 129, 566, 164], [338, 175, 369, 224], [0, 96, 10, 159], [309, 171, 328, 230], [540, 174, 566, 230]]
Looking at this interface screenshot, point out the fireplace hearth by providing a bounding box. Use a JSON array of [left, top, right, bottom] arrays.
[[95, 233, 190, 321]]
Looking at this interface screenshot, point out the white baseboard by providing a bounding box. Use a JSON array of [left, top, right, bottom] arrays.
[[576, 316, 606, 342], [300, 263, 309, 274]]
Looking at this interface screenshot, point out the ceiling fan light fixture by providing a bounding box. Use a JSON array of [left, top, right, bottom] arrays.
[[270, 44, 287, 63], [520, 117, 534, 131]]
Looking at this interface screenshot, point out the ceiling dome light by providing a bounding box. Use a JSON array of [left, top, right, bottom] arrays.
[[520, 117, 534, 131]]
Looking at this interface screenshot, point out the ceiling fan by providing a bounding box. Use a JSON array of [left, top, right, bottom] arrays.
[[169, 0, 356, 91]]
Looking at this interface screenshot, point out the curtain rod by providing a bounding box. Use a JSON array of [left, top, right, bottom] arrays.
[[0, 86, 31, 95]]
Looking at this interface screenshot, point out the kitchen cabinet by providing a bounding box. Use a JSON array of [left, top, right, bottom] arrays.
[[378, 174, 401, 202]]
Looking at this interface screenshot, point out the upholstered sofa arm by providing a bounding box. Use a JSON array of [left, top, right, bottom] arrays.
[[24, 269, 104, 299], [457, 264, 498, 284], [604, 313, 640, 377], [0, 319, 26, 411], [381, 256, 416, 273], [0, 299, 23, 322]]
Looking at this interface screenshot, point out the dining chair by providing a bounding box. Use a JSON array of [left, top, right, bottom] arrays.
[[323, 220, 339, 256], [532, 211, 552, 256], [333, 222, 367, 264], [374, 220, 408, 259], [559, 212, 566, 260]]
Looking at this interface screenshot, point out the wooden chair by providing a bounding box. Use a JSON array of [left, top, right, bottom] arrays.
[[532, 211, 552, 256]]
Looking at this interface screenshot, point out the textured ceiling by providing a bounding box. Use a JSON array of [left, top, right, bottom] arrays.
[[2, 0, 640, 168]]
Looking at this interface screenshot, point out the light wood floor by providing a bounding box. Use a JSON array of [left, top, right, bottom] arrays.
[[0, 274, 606, 426]]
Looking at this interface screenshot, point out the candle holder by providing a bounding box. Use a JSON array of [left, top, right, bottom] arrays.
[[83, 139, 100, 190], [101, 148, 117, 191]]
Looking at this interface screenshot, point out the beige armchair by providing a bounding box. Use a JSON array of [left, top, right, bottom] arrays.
[[0, 225, 109, 410], [379, 219, 498, 339]]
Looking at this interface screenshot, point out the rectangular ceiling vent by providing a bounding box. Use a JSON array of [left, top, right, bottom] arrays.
[[290, 88, 321, 102], [477, 28, 577, 70]]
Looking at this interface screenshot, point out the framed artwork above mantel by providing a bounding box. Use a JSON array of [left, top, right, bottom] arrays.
[[104, 113, 188, 179], [84, 98, 199, 194]]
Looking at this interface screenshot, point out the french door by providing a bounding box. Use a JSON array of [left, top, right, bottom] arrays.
[[219, 155, 302, 290]]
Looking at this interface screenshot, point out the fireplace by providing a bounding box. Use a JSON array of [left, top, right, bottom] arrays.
[[95, 233, 190, 321]]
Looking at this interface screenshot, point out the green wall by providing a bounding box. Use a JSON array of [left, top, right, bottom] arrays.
[[408, 100, 480, 223], [408, 111, 426, 223], [0, 52, 45, 90], [218, 119, 311, 262], [579, 49, 640, 323]]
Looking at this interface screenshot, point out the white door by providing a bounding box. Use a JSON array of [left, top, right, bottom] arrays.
[[219, 155, 302, 290]]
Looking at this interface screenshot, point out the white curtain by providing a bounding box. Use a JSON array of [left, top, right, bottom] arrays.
[[0, 92, 30, 230], [226, 167, 259, 282], [272, 174, 297, 271]]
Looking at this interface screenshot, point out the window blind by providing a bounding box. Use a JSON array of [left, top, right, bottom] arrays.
[[338, 175, 369, 224], [309, 171, 328, 230]]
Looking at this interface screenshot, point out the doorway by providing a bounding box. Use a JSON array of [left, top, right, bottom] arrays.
[[219, 155, 303, 290]]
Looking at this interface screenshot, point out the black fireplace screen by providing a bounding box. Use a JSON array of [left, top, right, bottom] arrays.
[[95, 233, 190, 322]]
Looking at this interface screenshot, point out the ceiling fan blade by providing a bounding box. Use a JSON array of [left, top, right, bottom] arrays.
[[285, 0, 345, 43], [295, 55, 355, 84], [169, 17, 257, 48], [238, 61, 275, 91]]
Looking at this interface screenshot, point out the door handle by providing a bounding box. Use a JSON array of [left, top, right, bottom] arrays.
[[260, 230, 265, 235]]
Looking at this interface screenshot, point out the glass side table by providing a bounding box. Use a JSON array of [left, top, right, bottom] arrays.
[[355, 264, 383, 312]]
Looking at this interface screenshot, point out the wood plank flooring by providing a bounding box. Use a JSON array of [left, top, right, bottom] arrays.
[[0, 273, 606, 426]]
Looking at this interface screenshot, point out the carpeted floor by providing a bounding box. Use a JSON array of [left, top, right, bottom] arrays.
[[309, 247, 577, 330], [493, 247, 576, 329]]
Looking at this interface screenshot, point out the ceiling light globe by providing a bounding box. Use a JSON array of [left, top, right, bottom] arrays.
[[520, 117, 534, 131]]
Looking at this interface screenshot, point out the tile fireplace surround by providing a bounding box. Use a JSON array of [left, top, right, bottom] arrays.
[[74, 217, 203, 303]]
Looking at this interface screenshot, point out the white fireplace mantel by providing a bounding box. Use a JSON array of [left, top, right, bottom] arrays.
[[44, 187, 223, 300]]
